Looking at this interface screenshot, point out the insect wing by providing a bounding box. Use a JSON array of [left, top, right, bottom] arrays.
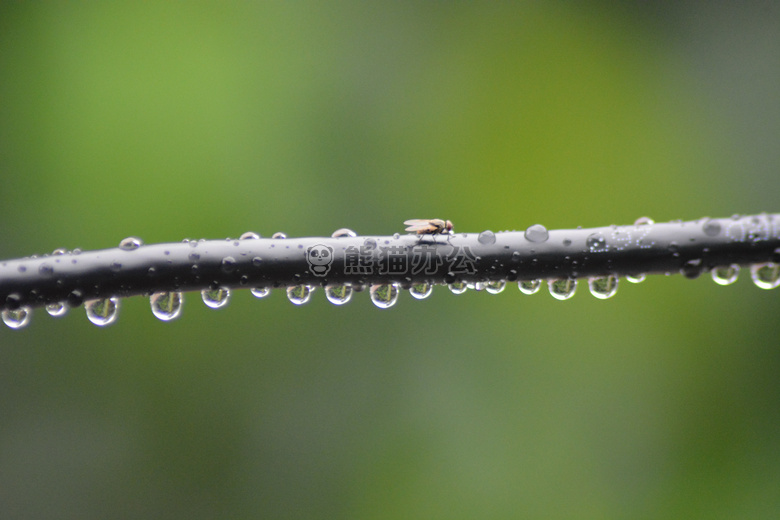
[[404, 219, 436, 233]]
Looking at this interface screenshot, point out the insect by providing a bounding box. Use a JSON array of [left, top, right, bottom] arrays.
[[404, 219, 454, 236]]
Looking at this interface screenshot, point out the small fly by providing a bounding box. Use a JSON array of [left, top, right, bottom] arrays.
[[404, 219, 454, 236]]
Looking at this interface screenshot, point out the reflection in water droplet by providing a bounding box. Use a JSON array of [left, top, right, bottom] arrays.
[[118, 237, 143, 251], [332, 228, 357, 238], [486, 280, 506, 294], [702, 219, 721, 237], [448, 282, 467, 294], [272, 232, 287, 239], [201, 288, 231, 308], [150, 291, 183, 321], [625, 273, 646, 283], [250, 287, 271, 298], [370, 283, 399, 308], [524, 224, 549, 243], [588, 275, 618, 299], [240, 231, 260, 240], [85, 298, 120, 326], [409, 282, 433, 300], [325, 285, 352, 305], [634, 216, 654, 226], [478, 230, 496, 245], [287, 285, 313, 305], [52, 248, 67, 255], [751, 263, 780, 290], [711, 264, 739, 286], [681, 258, 704, 279], [518, 279, 541, 295], [45, 302, 68, 317], [2, 307, 31, 329], [548, 278, 577, 300]]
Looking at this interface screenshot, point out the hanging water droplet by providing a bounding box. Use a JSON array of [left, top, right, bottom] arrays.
[[45, 302, 68, 317], [486, 280, 506, 294], [331, 228, 357, 238], [85, 298, 120, 326], [681, 258, 704, 279], [250, 287, 271, 298], [287, 285, 313, 305], [751, 263, 780, 290], [201, 288, 231, 308], [625, 273, 646, 283], [325, 285, 352, 305], [478, 230, 496, 245], [2, 307, 31, 329], [548, 278, 577, 300], [588, 275, 618, 299], [702, 219, 721, 237], [370, 283, 399, 308], [518, 279, 541, 295], [272, 232, 287, 239], [240, 231, 260, 240], [150, 291, 183, 321], [711, 264, 739, 286], [118, 237, 143, 251], [524, 224, 549, 243], [448, 282, 467, 294], [409, 282, 433, 299], [634, 216, 654, 226]]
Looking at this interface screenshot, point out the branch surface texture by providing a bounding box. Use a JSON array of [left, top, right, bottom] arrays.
[[1, 214, 779, 327]]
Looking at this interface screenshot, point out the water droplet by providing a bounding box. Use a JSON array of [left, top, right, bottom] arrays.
[[118, 237, 143, 251], [448, 282, 467, 294], [588, 275, 618, 299], [681, 258, 704, 279], [250, 287, 271, 298], [524, 224, 549, 243], [331, 228, 357, 238], [370, 283, 399, 308], [486, 280, 506, 294], [363, 238, 377, 250], [2, 307, 31, 329], [45, 302, 68, 317], [240, 231, 260, 240], [287, 285, 313, 305], [85, 298, 120, 326], [150, 291, 183, 321], [38, 263, 54, 277], [634, 216, 654, 226], [221, 256, 236, 273], [478, 230, 496, 245], [109, 261, 122, 272], [52, 248, 67, 255], [272, 232, 287, 239], [587, 233, 607, 252], [325, 285, 352, 305], [711, 264, 739, 286], [702, 219, 721, 237], [201, 288, 231, 308], [518, 279, 541, 295], [409, 282, 433, 299], [548, 278, 577, 300], [625, 273, 646, 283], [751, 263, 780, 290]]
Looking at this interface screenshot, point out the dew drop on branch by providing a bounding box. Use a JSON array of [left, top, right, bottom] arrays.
[[548, 278, 577, 300], [325, 285, 352, 305], [370, 284, 399, 308], [45, 302, 68, 317], [201, 288, 231, 309], [287, 285, 313, 305], [588, 275, 618, 299], [118, 237, 143, 251], [751, 263, 780, 290], [150, 291, 183, 321], [409, 282, 433, 300], [2, 307, 31, 329], [486, 280, 506, 294], [85, 298, 120, 326], [518, 279, 541, 295], [711, 265, 739, 286], [524, 224, 549, 243], [250, 287, 270, 299], [448, 282, 467, 294]]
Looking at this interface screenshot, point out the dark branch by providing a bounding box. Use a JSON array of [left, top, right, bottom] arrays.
[[1, 214, 779, 317]]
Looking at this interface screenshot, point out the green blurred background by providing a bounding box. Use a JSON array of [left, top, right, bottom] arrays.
[[1, 2, 779, 518]]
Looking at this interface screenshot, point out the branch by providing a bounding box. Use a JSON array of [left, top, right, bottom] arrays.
[[2, 214, 779, 327]]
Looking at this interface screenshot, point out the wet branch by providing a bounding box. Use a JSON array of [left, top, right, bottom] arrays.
[[1, 213, 779, 314]]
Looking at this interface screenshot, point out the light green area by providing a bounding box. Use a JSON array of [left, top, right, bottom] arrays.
[[1, 3, 778, 518]]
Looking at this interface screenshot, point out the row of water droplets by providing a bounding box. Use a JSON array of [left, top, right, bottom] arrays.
[[4, 219, 780, 329]]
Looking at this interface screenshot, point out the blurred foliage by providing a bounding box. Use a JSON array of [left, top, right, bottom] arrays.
[[1, 2, 779, 518]]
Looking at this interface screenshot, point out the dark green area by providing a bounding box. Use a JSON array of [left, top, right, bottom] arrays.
[[1, 2, 778, 518]]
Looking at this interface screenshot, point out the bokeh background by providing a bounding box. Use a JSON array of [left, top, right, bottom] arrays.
[[1, 2, 779, 518]]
